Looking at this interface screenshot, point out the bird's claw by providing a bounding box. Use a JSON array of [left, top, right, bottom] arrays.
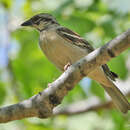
[[64, 62, 71, 71]]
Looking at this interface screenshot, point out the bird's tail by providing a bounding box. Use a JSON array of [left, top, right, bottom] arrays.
[[101, 82, 130, 113]]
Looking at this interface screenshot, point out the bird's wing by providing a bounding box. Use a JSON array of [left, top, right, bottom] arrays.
[[56, 27, 94, 52]]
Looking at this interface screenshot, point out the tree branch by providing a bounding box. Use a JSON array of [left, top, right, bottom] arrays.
[[0, 29, 130, 123], [54, 88, 130, 116]]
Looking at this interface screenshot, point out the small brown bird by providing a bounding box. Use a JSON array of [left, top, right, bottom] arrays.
[[21, 13, 130, 113]]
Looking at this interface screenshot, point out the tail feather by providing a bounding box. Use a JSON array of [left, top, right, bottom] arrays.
[[101, 83, 130, 113], [88, 67, 130, 113]]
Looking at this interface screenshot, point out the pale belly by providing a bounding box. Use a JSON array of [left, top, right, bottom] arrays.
[[39, 31, 88, 71]]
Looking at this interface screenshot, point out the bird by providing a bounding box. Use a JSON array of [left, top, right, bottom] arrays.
[[21, 13, 130, 113]]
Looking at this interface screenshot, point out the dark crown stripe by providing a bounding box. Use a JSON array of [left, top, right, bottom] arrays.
[[33, 18, 42, 24]]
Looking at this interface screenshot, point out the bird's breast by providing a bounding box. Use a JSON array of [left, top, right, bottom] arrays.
[[39, 30, 87, 71]]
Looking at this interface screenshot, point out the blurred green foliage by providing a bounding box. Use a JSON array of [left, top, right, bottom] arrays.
[[0, 82, 6, 105], [0, 0, 130, 130]]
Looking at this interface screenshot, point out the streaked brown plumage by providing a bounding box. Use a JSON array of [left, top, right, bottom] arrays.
[[21, 13, 130, 113]]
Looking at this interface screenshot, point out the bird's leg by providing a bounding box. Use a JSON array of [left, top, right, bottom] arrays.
[[64, 62, 71, 71], [48, 83, 52, 87]]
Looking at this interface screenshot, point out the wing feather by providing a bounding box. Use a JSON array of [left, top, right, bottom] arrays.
[[56, 27, 94, 52]]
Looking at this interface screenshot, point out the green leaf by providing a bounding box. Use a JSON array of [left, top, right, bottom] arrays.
[[57, 14, 95, 35], [90, 80, 105, 101], [63, 84, 87, 104], [0, 0, 12, 9], [107, 55, 128, 79], [110, 110, 126, 130], [0, 82, 6, 105]]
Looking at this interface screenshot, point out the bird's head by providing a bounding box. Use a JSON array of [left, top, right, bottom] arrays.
[[21, 13, 59, 31]]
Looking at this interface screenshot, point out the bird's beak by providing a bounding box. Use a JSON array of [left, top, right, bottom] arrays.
[[21, 19, 32, 26]]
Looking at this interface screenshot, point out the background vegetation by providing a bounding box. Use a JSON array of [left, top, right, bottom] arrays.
[[0, 0, 130, 129]]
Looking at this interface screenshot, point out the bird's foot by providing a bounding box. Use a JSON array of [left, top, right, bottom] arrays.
[[64, 62, 71, 71], [48, 83, 52, 87]]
